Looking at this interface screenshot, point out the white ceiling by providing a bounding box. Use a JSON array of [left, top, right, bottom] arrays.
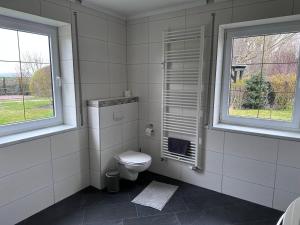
[[82, 0, 206, 18]]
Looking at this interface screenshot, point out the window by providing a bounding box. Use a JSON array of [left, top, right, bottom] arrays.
[[214, 18, 300, 131], [0, 15, 62, 136]]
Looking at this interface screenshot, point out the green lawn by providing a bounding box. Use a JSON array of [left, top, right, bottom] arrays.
[[0, 97, 53, 125], [229, 108, 292, 121]]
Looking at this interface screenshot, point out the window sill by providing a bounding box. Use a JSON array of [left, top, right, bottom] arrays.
[[0, 125, 77, 148], [211, 123, 300, 141]]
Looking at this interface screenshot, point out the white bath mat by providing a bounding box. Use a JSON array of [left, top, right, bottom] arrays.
[[132, 181, 178, 211]]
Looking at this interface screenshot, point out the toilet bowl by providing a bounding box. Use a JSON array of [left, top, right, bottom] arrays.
[[115, 150, 152, 181]]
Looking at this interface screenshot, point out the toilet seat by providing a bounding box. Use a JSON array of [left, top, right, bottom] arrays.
[[116, 150, 151, 166]]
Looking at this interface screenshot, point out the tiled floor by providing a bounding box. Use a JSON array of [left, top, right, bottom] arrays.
[[18, 172, 282, 225]]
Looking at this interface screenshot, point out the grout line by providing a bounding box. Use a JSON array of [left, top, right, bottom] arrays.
[[223, 174, 275, 189], [0, 185, 51, 209], [49, 137, 56, 203], [223, 151, 277, 166], [272, 139, 280, 208], [220, 131, 225, 193]]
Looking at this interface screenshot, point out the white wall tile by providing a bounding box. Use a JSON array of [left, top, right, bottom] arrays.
[[186, 12, 212, 36], [0, 187, 53, 225], [127, 44, 149, 64], [224, 132, 278, 163], [61, 60, 75, 84], [129, 83, 149, 103], [109, 63, 126, 83], [122, 102, 139, 122], [78, 12, 107, 41], [89, 149, 101, 172], [232, 0, 293, 22], [108, 43, 125, 64], [0, 0, 41, 16], [108, 21, 125, 45], [278, 140, 300, 169], [148, 64, 163, 84], [54, 171, 89, 203], [0, 162, 52, 208], [110, 83, 126, 97], [59, 36, 73, 61], [273, 189, 300, 211], [148, 101, 161, 123], [149, 43, 163, 63], [128, 64, 148, 83], [80, 61, 109, 84], [82, 83, 110, 101], [204, 129, 224, 153], [223, 155, 276, 187], [181, 165, 222, 192], [295, 0, 300, 14], [99, 105, 123, 128], [222, 176, 274, 207], [100, 124, 123, 150], [0, 138, 51, 178], [51, 129, 88, 159], [123, 121, 138, 142], [148, 84, 162, 102], [78, 37, 108, 62], [276, 165, 300, 194], [90, 171, 101, 189], [149, 16, 186, 43], [53, 150, 89, 182], [62, 83, 76, 107], [41, 1, 71, 22], [127, 22, 149, 44], [205, 150, 223, 174]]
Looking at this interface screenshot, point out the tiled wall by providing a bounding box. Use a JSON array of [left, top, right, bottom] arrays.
[[1, 0, 300, 223], [127, 0, 300, 211], [0, 0, 126, 224]]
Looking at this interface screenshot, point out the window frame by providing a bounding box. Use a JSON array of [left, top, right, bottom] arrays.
[[214, 17, 300, 132], [0, 15, 63, 137]]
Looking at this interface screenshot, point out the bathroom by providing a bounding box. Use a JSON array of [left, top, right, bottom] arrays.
[[0, 0, 300, 224]]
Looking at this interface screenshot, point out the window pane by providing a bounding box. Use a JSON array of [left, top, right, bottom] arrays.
[[0, 62, 25, 125], [18, 31, 50, 63], [263, 33, 300, 63], [260, 63, 298, 121], [0, 28, 19, 61], [22, 63, 54, 121], [232, 36, 264, 65], [229, 64, 262, 119]]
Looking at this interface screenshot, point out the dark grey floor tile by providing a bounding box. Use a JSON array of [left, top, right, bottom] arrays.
[[176, 182, 218, 198], [18, 206, 84, 225], [135, 196, 188, 217], [18, 172, 282, 225], [176, 207, 232, 225], [84, 202, 137, 223], [124, 214, 180, 225], [224, 202, 282, 224], [232, 219, 278, 225], [183, 192, 238, 211], [84, 219, 123, 225]]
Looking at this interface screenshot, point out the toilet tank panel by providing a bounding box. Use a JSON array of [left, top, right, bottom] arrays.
[[87, 97, 139, 190]]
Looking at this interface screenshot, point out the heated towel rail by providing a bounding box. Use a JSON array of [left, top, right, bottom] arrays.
[[161, 27, 205, 169]]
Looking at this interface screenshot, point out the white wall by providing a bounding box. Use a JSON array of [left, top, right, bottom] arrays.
[[1, 0, 300, 223], [0, 0, 126, 224], [127, 0, 300, 212]]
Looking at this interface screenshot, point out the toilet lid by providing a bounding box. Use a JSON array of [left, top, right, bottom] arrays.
[[117, 151, 151, 165]]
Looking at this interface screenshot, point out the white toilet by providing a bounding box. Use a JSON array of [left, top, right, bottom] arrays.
[[115, 150, 152, 181]]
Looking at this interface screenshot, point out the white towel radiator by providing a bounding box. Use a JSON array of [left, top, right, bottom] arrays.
[[160, 27, 205, 169]]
